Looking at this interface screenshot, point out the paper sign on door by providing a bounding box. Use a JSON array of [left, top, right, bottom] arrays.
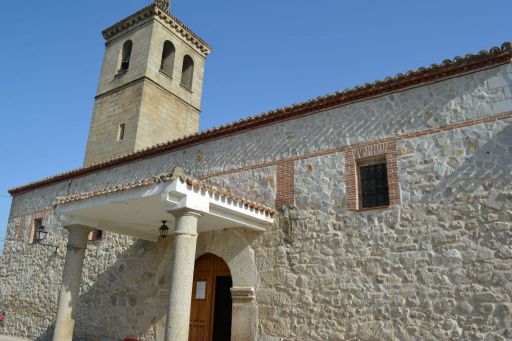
[[196, 281, 206, 299]]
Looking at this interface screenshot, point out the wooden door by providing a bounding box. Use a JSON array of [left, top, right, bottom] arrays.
[[189, 254, 232, 341]]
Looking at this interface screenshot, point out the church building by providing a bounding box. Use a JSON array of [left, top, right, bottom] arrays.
[[1, 1, 511, 340]]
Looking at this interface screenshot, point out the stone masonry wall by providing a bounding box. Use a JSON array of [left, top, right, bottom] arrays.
[[147, 17, 206, 111], [135, 80, 200, 153], [252, 118, 512, 340], [84, 82, 143, 164], [1, 64, 511, 340], [68, 63, 511, 199], [84, 16, 205, 166]]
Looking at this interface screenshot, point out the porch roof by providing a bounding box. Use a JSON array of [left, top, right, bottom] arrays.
[[54, 170, 275, 241]]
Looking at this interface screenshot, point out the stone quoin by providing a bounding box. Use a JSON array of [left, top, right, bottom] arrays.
[[1, 1, 512, 341]]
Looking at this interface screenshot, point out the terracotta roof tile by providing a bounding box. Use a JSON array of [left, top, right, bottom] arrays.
[[53, 171, 275, 216], [9, 42, 512, 195]]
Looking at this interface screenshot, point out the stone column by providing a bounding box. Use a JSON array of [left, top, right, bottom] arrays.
[[164, 209, 201, 341], [53, 226, 92, 341]]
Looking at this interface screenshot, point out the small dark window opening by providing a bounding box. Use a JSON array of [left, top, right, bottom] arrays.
[[95, 230, 103, 239], [359, 162, 390, 209], [160, 41, 176, 76], [117, 123, 126, 141], [120, 40, 133, 72], [180, 55, 194, 90], [89, 229, 105, 241]]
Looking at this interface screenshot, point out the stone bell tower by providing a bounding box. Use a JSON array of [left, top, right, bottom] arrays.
[[83, 1, 212, 166]]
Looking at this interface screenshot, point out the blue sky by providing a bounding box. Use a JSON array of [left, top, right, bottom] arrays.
[[1, 0, 511, 253]]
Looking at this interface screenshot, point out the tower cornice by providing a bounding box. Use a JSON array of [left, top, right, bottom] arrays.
[[102, 3, 212, 57]]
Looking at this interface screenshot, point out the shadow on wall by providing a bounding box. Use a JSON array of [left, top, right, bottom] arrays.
[[251, 121, 512, 340], [365, 120, 512, 339], [178, 67, 506, 180], [438, 121, 512, 198], [402, 120, 512, 204], [33, 238, 169, 341], [34, 228, 258, 341]]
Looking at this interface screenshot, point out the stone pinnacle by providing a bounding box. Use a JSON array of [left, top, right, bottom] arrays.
[[154, 0, 170, 11]]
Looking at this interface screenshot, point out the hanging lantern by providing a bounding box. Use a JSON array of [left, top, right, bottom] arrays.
[[159, 220, 169, 239], [36, 226, 49, 244]]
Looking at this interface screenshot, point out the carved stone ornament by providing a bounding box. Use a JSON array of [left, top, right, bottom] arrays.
[[154, 0, 170, 11], [230, 287, 256, 303]]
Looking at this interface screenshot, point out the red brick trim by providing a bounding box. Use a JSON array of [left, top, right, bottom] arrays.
[[198, 111, 512, 182], [355, 205, 390, 212], [345, 141, 400, 211], [276, 161, 295, 207], [8, 44, 511, 196], [345, 149, 358, 211], [386, 146, 400, 206]]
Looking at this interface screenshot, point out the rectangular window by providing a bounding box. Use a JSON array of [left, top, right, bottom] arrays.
[[117, 123, 125, 141], [358, 162, 390, 209], [345, 142, 400, 211], [88, 229, 105, 241]]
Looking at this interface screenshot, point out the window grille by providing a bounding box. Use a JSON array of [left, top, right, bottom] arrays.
[[359, 163, 389, 209]]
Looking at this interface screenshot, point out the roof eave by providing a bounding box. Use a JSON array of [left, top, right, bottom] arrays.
[[101, 4, 212, 56], [8, 43, 512, 196]]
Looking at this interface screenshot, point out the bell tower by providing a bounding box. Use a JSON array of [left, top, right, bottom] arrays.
[[83, 1, 211, 166]]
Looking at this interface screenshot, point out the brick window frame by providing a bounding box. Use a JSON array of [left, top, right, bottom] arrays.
[[276, 160, 295, 208], [28, 211, 47, 245], [345, 141, 400, 211]]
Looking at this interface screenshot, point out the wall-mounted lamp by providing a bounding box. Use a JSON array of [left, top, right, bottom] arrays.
[[159, 220, 169, 240], [36, 226, 48, 244], [35, 226, 58, 252]]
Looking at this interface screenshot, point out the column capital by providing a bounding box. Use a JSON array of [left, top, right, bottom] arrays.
[[64, 225, 94, 249], [168, 208, 201, 237], [167, 207, 203, 219]]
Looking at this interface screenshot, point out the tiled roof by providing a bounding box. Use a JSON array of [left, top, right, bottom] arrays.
[[53, 171, 275, 216], [9, 42, 512, 195]]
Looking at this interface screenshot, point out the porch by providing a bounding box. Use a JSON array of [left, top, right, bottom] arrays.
[[51, 169, 274, 341]]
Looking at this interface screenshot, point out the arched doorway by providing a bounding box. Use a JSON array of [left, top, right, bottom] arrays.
[[189, 253, 232, 341]]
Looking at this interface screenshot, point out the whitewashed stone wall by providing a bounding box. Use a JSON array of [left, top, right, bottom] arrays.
[[1, 64, 511, 340]]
